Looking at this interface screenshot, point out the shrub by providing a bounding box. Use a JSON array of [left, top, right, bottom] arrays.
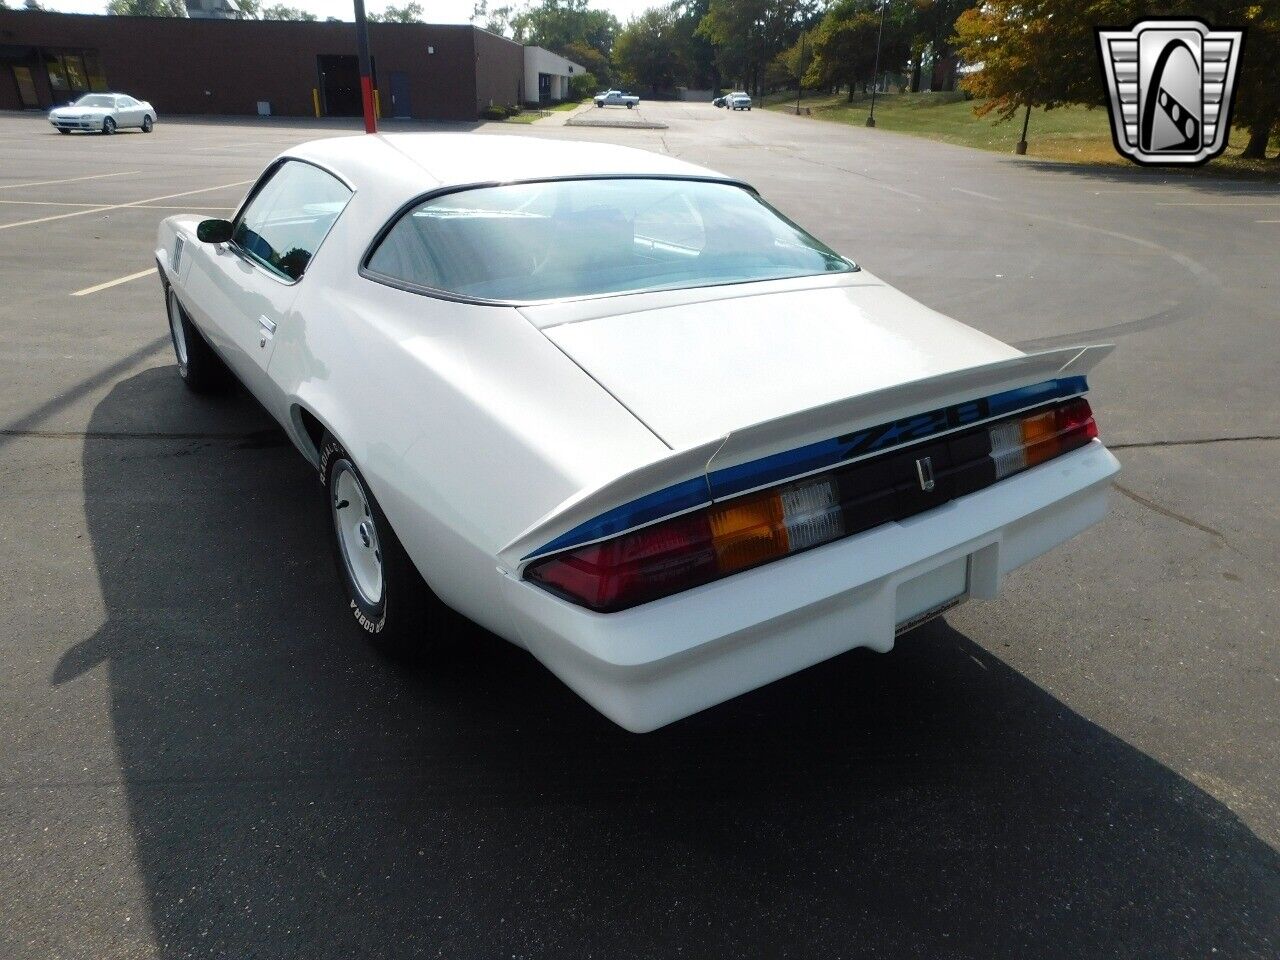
[[568, 73, 597, 102], [480, 105, 506, 120]]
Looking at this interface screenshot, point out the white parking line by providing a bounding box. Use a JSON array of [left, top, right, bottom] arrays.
[[951, 187, 1002, 202], [71, 267, 158, 297], [0, 170, 141, 190], [0, 179, 253, 231], [1156, 201, 1280, 206], [0, 199, 235, 211], [0, 199, 99, 207]]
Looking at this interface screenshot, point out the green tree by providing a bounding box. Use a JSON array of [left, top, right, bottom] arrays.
[[805, 0, 909, 101], [672, 0, 720, 89], [955, 1, 1279, 160], [106, 0, 187, 14], [614, 7, 687, 93], [512, 0, 621, 58], [369, 2, 424, 23], [697, 0, 810, 95], [773, 28, 813, 85], [906, 0, 969, 92], [472, 1, 517, 35], [261, 3, 317, 19], [562, 39, 612, 87]]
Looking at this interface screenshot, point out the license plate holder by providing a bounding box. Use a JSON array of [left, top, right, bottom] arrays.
[[895, 556, 970, 635]]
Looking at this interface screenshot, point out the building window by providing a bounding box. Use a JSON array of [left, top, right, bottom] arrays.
[[42, 51, 103, 95], [44, 52, 69, 91], [83, 52, 108, 92], [62, 54, 89, 91]]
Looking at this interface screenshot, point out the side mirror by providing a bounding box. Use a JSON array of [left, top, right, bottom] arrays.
[[196, 219, 233, 244]]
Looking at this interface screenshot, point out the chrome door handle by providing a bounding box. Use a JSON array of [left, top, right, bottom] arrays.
[[257, 315, 276, 348]]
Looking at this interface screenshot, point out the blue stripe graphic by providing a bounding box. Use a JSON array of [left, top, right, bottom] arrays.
[[524, 376, 1087, 560]]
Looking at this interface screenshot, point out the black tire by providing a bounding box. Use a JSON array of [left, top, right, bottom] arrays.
[[626, 103, 633, 109], [57, 127, 70, 135], [142, 115, 153, 133], [320, 434, 457, 659], [166, 286, 226, 393], [102, 116, 116, 135]]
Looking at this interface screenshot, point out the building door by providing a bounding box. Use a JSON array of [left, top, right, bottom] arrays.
[[317, 54, 361, 116], [11, 66, 39, 109], [538, 73, 551, 102], [389, 71, 410, 118]]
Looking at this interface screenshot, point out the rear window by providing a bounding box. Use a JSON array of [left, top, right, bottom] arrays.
[[364, 178, 854, 303]]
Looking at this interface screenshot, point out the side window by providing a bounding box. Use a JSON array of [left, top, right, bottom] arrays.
[[232, 161, 352, 282]]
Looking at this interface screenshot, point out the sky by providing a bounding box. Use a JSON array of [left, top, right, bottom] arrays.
[[42, 0, 659, 26]]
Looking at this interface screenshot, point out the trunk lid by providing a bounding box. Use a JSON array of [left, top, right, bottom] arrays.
[[525, 274, 1022, 450]]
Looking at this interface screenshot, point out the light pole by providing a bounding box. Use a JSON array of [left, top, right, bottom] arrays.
[[1015, 102, 1031, 154], [353, 0, 377, 133], [795, 31, 805, 115], [866, 0, 887, 128]]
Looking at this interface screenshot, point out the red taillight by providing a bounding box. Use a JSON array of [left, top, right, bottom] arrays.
[[530, 398, 1101, 612], [525, 512, 718, 612], [525, 475, 846, 612], [990, 397, 1098, 479]]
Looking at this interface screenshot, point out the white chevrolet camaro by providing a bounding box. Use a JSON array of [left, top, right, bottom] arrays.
[[155, 134, 1119, 732]]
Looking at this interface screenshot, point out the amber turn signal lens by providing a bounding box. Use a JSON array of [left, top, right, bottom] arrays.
[[707, 493, 788, 573]]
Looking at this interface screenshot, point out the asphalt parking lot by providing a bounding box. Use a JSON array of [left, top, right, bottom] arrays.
[[2, 102, 1277, 958]]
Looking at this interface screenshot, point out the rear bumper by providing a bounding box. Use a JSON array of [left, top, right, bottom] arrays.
[[498, 440, 1119, 732]]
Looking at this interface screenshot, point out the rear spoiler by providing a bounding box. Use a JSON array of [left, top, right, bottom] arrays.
[[498, 344, 1112, 571]]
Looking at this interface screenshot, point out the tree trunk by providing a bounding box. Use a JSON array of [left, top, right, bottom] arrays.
[[1241, 119, 1274, 160], [910, 63, 921, 93]]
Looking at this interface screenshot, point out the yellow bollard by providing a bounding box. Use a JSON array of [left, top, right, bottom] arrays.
[[312, 88, 321, 118], [374, 90, 381, 120]]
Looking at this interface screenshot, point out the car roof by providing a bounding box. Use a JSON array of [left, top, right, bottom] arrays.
[[284, 133, 732, 195]]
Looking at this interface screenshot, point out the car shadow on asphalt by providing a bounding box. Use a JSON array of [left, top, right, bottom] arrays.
[[55, 368, 1279, 959]]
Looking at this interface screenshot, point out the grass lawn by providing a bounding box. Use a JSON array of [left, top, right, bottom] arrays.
[[499, 99, 589, 123], [763, 90, 1278, 178]]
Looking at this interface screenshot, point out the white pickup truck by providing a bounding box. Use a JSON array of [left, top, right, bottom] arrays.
[[594, 89, 640, 109]]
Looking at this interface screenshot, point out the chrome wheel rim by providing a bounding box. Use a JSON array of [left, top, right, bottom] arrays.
[[167, 291, 189, 368], [332, 462, 383, 606]]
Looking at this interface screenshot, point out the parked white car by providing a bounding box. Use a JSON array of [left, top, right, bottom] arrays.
[[594, 89, 640, 109], [729, 92, 753, 111], [49, 92, 156, 135], [154, 134, 1118, 732]]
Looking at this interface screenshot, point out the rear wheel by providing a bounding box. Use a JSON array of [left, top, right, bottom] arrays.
[[321, 434, 458, 659], [166, 286, 225, 393], [102, 116, 116, 135], [142, 115, 153, 133]]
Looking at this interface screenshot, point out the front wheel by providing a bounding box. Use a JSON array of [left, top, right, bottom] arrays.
[[321, 434, 458, 658], [57, 128, 70, 135], [102, 116, 116, 135], [142, 115, 153, 133]]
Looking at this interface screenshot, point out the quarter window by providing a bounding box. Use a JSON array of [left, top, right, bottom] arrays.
[[233, 161, 352, 282]]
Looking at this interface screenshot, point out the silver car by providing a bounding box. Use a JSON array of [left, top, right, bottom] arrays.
[[49, 93, 156, 135]]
